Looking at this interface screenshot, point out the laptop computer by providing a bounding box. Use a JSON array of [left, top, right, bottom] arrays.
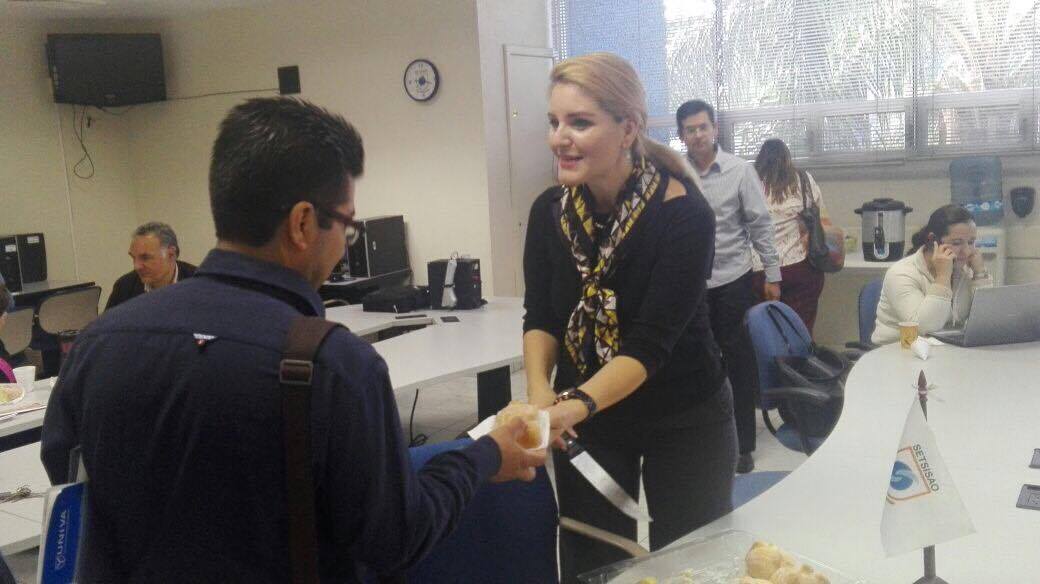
[[930, 283, 1040, 347]]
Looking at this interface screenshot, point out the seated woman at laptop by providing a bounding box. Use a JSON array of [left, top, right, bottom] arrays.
[[872, 204, 993, 344]]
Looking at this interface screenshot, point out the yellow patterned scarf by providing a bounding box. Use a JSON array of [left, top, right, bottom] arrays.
[[561, 159, 661, 379]]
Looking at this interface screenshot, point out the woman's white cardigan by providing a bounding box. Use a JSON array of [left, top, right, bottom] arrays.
[[872, 247, 993, 344]]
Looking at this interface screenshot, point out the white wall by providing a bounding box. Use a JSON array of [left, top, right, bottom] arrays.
[[476, 0, 552, 296], [128, 0, 499, 290], [1, 18, 143, 305]]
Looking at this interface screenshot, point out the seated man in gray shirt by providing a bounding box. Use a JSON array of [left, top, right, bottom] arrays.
[[678, 100, 781, 474]]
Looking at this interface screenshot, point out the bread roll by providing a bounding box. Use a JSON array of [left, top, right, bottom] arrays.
[[494, 401, 542, 448], [746, 541, 793, 579]]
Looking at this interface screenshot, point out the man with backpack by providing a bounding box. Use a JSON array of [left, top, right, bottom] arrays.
[[41, 97, 543, 582]]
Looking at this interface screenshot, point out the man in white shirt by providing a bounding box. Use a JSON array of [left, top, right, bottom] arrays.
[[678, 100, 781, 473]]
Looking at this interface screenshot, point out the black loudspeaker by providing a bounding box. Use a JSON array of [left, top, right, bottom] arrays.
[[347, 215, 409, 277], [16, 233, 46, 283], [428, 258, 482, 309], [0, 236, 22, 293], [278, 66, 301, 95]]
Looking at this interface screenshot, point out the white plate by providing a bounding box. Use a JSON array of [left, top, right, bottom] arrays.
[[0, 383, 26, 407]]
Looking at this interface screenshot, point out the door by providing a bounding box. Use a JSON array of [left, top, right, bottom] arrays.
[[505, 45, 556, 295]]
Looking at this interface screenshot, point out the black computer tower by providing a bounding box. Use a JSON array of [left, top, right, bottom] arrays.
[[347, 215, 408, 277], [0, 236, 22, 293], [16, 233, 46, 283], [428, 258, 482, 309]]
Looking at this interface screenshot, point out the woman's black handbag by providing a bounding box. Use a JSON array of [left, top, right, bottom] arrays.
[[766, 304, 847, 438], [798, 170, 844, 273]]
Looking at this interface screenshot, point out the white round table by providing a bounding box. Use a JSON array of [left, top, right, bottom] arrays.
[[684, 340, 1040, 581]]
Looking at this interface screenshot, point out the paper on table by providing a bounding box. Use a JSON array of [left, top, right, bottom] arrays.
[[34, 376, 58, 391], [924, 336, 945, 346], [467, 410, 550, 450], [911, 337, 931, 360]]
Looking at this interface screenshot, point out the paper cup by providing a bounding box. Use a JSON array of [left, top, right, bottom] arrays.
[[898, 322, 919, 349], [13, 366, 36, 394]]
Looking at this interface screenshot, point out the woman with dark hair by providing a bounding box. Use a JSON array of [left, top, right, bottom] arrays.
[[872, 204, 992, 344], [751, 138, 837, 334]]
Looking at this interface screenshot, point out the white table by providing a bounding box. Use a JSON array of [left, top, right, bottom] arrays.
[[0, 298, 526, 555], [326, 297, 525, 417], [843, 249, 899, 271], [0, 390, 51, 447], [682, 341, 1040, 581], [0, 443, 48, 555], [0, 380, 57, 555]]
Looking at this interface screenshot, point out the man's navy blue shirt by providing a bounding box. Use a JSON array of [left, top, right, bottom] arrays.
[[40, 249, 501, 582]]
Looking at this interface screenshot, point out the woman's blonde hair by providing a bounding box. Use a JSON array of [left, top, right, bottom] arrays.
[[550, 52, 699, 187]]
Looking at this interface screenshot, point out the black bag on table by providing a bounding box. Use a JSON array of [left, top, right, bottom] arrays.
[[361, 285, 430, 313]]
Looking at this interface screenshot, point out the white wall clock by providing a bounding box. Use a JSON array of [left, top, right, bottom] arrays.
[[403, 59, 440, 102]]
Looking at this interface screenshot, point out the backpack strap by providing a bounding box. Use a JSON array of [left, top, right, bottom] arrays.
[[281, 316, 346, 584]]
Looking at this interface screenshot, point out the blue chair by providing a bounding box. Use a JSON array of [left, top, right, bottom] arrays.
[[0, 552, 15, 584], [406, 439, 560, 583], [844, 278, 883, 360], [733, 471, 789, 509], [745, 301, 847, 455]]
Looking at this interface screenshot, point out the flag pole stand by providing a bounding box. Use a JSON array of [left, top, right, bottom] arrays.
[[913, 372, 950, 584], [912, 545, 950, 584]]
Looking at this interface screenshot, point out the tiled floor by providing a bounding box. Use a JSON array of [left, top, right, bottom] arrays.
[[5, 370, 805, 582]]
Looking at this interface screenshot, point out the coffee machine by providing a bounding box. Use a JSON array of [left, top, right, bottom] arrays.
[[854, 198, 913, 261]]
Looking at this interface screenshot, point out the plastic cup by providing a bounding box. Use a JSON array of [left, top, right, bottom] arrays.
[[899, 322, 919, 349], [13, 366, 36, 394]]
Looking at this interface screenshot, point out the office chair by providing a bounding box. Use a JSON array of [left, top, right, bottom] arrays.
[[37, 286, 102, 335], [404, 438, 660, 583], [0, 552, 15, 584], [405, 438, 560, 583], [745, 301, 847, 455], [0, 307, 34, 358], [844, 278, 883, 361]]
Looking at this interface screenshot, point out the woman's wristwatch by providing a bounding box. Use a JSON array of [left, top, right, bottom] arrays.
[[554, 387, 597, 419]]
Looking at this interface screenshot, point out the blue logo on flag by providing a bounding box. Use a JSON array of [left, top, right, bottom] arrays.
[[890, 461, 916, 491]]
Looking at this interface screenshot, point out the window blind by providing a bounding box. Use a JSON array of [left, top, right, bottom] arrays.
[[550, 0, 1038, 163]]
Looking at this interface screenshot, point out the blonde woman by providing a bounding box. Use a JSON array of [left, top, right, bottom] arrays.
[[523, 53, 736, 581]]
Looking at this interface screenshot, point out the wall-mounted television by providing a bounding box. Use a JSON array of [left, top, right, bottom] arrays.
[[47, 33, 166, 107]]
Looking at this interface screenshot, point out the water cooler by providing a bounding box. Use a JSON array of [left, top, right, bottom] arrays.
[[949, 156, 1006, 285], [975, 226, 1006, 285]]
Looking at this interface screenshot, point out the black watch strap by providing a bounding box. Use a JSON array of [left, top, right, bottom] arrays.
[[555, 387, 597, 418]]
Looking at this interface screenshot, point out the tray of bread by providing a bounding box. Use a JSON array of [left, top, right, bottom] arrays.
[[578, 529, 867, 584]]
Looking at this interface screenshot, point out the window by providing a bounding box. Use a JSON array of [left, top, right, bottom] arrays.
[[550, 0, 1039, 164]]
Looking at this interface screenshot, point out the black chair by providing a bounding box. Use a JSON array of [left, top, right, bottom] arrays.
[[0, 307, 33, 363], [35, 285, 101, 376]]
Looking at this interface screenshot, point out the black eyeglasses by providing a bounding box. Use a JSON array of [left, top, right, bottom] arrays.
[[317, 206, 364, 246]]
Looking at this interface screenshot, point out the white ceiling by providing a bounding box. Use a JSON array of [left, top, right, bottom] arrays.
[[3, 0, 277, 20]]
